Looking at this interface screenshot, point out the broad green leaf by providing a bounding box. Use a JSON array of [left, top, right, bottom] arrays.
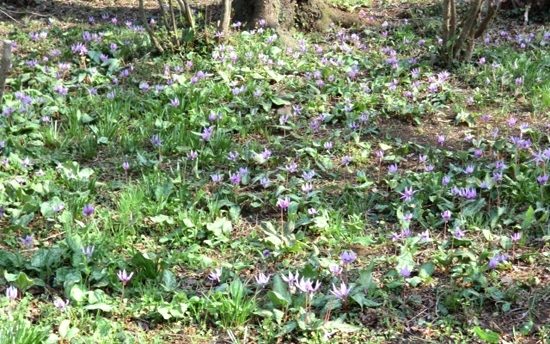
[[521, 206, 535, 230], [83, 303, 112, 312], [418, 262, 435, 279], [161, 269, 177, 292], [206, 217, 232, 238], [59, 319, 71, 338], [472, 326, 500, 343], [267, 291, 290, 308], [131, 252, 158, 279]]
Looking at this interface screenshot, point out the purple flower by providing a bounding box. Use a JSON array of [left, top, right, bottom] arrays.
[[308, 207, 318, 216], [294, 277, 321, 298], [282, 271, 299, 285], [170, 98, 180, 107], [511, 232, 522, 242], [537, 174, 549, 184], [489, 257, 499, 269], [437, 135, 445, 145], [228, 151, 239, 161], [83, 204, 94, 217], [229, 172, 241, 185], [399, 266, 411, 277], [441, 210, 452, 222], [19, 235, 34, 247], [442, 176, 451, 186], [187, 151, 198, 160], [117, 269, 134, 284], [324, 141, 333, 150], [239, 167, 248, 176], [260, 178, 270, 188], [211, 174, 222, 183], [495, 161, 505, 170], [340, 250, 356, 264], [255, 272, 271, 287], [122, 161, 130, 170], [6, 286, 17, 300], [151, 135, 162, 147], [420, 230, 430, 242], [399, 186, 417, 202], [403, 213, 413, 222], [302, 170, 315, 181], [208, 268, 222, 282], [81, 246, 95, 259], [331, 282, 352, 300], [277, 196, 290, 210], [201, 127, 213, 141], [376, 150, 384, 160], [53, 298, 70, 311], [329, 264, 343, 276], [464, 165, 474, 174], [301, 183, 313, 194], [388, 164, 398, 173], [453, 227, 465, 239]]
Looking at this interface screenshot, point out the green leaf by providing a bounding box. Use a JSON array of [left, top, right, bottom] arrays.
[[472, 326, 500, 343], [351, 293, 381, 308], [267, 291, 290, 308], [161, 269, 177, 292], [131, 252, 158, 279], [83, 303, 112, 312], [272, 275, 292, 305], [418, 262, 435, 279], [358, 269, 376, 290], [325, 319, 361, 332], [5, 270, 35, 292], [521, 206, 535, 230], [406, 276, 422, 287], [206, 217, 232, 238], [70, 284, 86, 302], [59, 319, 71, 338]]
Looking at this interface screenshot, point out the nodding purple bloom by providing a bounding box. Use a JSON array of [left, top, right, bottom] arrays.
[[402, 213, 413, 222], [228, 151, 239, 161], [282, 271, 299, 285], [208, 268, 222, 282], [260, 178, 270, 188], [285, 161, 298, 173], [277, 196, 290, 210], [459, 187, 477, 199], [481, 181, 489, 189], [261, 149, 271, 160], [324, 141, 333, 150], [492, 172, 502, 183], [302, 170, 315, 181], [81, 246, 95, 259], [437, 135, 445, 145], [388, 164, 398, 173], [295, 277, 321, 299], [511, 232, 522, 242], [497, 253, 509, 263], [425, 165, 434, 172], [301, 183, 313, 194], [53, 298, 70, 311], [255, 272, 271, 287], [399, 266, 411, 277], [420, 230, 430, 242], [187, 151, 198, 160], [399, 187, 417, 202], [238, 167, 248, 176], [331, 282, 352, 300], [441, 210, 452, 222], [376, 150, 384, 160], [401, 228, 411, 238], [262, 249, 271, 257], [453, 227, 465, 239], [308, 207, 318, 216], [488, 257, 499, 269], [537, 174, 548, 184], [53, 203, 65, 213], [6, 286, 17, 300], [117, 269, 134, 284], [0, 205, 4, 218], [106, 91, 115, 99], [170, 98, 180, 107], [442, 176, 451, 186], [464, 165, 474, 174], [19, 235, 34, 247], [474, 149, 483, 158], [201, 126, 213, 141], [151, 135, 162, 147], [83, 204, 94, 217], [419, 155, 428, 164], [495, 161, 505, 170], [229, 172, 241, 185], [211, 173, 222, 183], [515, 77, 523, 85], [340, 250, 356, 264], [329, 264, 343, 276], [292, 105, 302, 115], [342, 156, 353, 165], [390, 232, 401, 242]]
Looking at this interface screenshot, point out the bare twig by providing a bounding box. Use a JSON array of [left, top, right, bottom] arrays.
[[139, 0, 164, 53], [0, 40, 12, 107]]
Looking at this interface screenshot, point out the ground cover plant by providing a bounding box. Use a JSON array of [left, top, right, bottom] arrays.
[[0, 0, 550, 343]]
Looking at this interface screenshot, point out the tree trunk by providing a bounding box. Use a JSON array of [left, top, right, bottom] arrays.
[[232, 0, 368, 32]]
